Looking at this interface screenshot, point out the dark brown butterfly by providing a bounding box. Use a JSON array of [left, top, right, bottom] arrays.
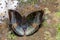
[[9, 10, 44, 36]]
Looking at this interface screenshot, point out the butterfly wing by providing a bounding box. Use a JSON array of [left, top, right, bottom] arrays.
[[9, 10, 44, 36], [9, 10, 24, 36], [25, 10, 44, 35]]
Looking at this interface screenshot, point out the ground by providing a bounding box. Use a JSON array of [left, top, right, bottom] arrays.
[[0, 0, 60, 40]]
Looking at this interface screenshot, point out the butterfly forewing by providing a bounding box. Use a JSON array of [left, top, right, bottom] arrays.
[[9, 10, 22, 29], [26, 11, 41, 28]]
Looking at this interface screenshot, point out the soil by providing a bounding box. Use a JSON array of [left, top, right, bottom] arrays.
[[0, 0, 60, 40]]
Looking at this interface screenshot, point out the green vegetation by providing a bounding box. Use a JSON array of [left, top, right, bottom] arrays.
[[7, 31, 16, 40], [44, 31, 52, 40], [55, 12, 60, 18], [43, 21, 48, 27], [56, 22, 60, 40], [43, 12, 60, 40], [56, 12, 60, 40], [19, 0, 38, 5]]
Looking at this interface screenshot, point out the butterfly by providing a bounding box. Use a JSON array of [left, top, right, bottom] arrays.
[[9, 10, 44, 36]]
